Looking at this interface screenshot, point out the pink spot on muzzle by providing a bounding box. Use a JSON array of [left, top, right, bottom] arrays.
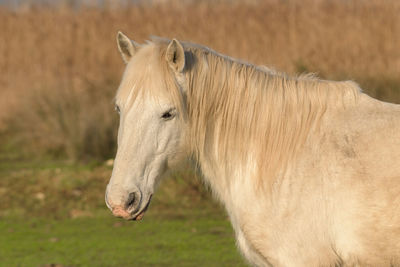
[[112, 206, 130, 219]]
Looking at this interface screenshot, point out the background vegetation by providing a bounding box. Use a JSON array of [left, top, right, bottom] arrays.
[[0, 0, 399, 266], [1, 0, 400, 159]]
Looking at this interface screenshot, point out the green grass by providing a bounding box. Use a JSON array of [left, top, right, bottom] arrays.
[[0, 211, 246, 267], [0, 142, 246, 267]]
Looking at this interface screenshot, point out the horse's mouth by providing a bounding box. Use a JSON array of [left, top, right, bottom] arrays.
[[132, 195, 152, 221]]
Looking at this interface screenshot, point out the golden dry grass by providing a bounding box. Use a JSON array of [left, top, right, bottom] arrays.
[[0, 0, 399, 159]]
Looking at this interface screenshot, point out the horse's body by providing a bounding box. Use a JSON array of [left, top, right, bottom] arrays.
[[232, 95, 400, 266], [105, 32, 400, 266]]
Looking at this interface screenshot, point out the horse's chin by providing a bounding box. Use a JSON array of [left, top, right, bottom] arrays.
[[133, 211, 146, 221]]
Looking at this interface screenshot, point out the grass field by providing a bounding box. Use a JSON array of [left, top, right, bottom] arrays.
[[0, 212, 246, 267], [0, 141, 246, 266]]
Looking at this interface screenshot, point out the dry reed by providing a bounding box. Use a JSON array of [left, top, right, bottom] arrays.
[[0, 0, 399, 160]]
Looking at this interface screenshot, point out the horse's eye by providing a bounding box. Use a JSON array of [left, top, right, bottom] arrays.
[[115, 105, 120, 114], [161, 109, 175, 120], [161, 112, 172, 119]]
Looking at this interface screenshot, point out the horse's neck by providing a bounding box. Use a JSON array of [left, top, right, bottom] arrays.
[[186, 55, 361, 213], [196, 151, 228, 198], [195, 137, 257, 209]]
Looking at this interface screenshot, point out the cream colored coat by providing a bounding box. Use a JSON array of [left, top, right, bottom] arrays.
[[106, 32, 400, 267]]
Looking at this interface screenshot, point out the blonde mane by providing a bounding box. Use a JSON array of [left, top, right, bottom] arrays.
[[118, 38, 361, 188]]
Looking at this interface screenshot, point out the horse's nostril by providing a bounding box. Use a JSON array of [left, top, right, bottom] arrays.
[[126, 192, 137, 210]]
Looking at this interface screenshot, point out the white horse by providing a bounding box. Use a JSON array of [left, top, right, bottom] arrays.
[[105, 32, 400, 267]]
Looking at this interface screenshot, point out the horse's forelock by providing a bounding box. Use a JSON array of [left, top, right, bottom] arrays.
[[115, 42, 185, 115]]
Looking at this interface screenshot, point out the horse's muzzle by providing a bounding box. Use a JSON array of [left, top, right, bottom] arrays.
[[111, 194, 152, 221]]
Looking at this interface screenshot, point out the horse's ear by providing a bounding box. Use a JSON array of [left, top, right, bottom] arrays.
[[116, 31, 139, 64], [166, 39, 185, 73]]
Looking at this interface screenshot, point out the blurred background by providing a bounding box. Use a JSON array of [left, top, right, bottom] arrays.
[[0, 0, 399, 266]]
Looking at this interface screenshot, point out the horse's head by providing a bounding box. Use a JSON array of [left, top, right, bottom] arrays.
[[105, 32, 187, 220]]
